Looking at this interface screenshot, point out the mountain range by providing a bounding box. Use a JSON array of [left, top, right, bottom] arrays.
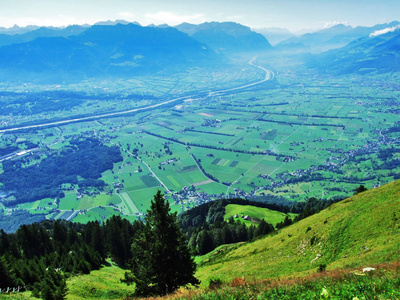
[[0, 20, 399, 82], [253, 27, 294, 45], [0, 21, 273, 83], [307, 25, 400, 74], [0, 23, 222, 82], [175, 22, 272, 53], [274, 21, 400, 53], [0, 25, 88, 47]]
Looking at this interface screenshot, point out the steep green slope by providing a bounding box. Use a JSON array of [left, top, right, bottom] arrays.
[[197, 180, 400, 283]]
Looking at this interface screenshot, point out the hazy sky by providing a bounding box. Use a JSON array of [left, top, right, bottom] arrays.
[[1, 0, 399, 32]]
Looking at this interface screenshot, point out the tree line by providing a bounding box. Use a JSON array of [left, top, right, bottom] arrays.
[[142, 130, 292, 158], [179, 198, 288, 255], [188, 217, 275, 255], [178, 196, 341, 255]]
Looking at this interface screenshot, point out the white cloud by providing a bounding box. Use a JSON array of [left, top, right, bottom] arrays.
[[145, 11, 205, 26], [370, 24, 400, 37]]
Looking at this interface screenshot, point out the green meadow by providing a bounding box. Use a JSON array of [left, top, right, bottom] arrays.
[[224, 204, 296, 226]]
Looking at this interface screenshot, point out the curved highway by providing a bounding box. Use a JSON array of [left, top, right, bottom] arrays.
[[0, 58, 274, 134]]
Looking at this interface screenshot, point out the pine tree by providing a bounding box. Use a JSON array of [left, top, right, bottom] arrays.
[[354, 184, 368, 195], [0, 255, 16, 289], [105, 215, 134, 266], [123, 190, 199, 296], [196, 230, 214, 255], [40, 268, 68, 300]]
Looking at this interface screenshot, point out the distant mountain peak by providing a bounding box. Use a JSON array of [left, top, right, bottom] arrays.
[[175, 21, 272, 53], [94, 20, 140, 26], [323, 23, 352, 30], [0, 24, 40, 35]]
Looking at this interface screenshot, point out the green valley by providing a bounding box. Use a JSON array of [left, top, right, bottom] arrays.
[[1, 56, 400, 229]]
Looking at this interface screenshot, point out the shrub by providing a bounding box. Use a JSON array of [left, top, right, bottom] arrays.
[[209, 278, 223, 290], [318, 264, 327, 272]]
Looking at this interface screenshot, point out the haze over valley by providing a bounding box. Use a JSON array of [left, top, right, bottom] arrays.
[[0, 17, 399, 232], [0, 1, 400, 298]]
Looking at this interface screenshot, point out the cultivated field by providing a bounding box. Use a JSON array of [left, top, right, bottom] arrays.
[[1, 56, 400, 224]]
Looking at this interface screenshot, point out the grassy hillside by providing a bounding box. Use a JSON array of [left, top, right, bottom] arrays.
[[2, 180, 399, 300], [224, 204, 296, 226], [66, 261, 134, 299], [196, 179, 400, 284]]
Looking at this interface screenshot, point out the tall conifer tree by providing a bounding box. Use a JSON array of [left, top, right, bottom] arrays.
[[123, 190, 199, 296]]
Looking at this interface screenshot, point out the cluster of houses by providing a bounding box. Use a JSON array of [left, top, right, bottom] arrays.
[[234, 214, 252, 221]]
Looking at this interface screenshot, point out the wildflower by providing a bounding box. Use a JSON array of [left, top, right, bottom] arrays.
[[321, 287, 329, 299]]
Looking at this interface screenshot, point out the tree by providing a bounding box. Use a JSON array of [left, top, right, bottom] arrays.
[[0, 256, 16, 289], [38, 268, 68, 300], [354, 184, 368, 195], [123, 190, 199, 296], [105, 215, 134, 266], [196, 230, 214, 255]]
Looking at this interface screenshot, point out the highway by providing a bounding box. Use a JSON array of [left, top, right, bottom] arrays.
[[0, 58, 274, 134]]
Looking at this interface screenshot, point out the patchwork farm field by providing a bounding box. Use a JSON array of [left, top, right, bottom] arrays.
[[1, 59, 400, 225]]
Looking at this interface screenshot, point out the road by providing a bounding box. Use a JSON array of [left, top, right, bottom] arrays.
[[1, 58, 275, 219], [0, 96, 189, 134], [207, 57, 274, 96], [0, 58, 274, 134], [0, 148, 39, 162]]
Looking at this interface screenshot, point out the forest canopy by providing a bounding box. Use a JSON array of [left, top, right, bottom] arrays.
[[0, 137, 122, 205]]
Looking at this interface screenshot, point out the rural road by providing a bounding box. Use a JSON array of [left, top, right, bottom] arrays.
[[0, 58, 274, 134]]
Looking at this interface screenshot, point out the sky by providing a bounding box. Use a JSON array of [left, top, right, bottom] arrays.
[[0, 0, 399, 33]]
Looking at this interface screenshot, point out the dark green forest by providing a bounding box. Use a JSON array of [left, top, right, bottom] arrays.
[[178, 199, 280, 255], [178, 197, 339, 255], [0, 90, 158, 116], [0, 137, 122, 205], [0, 216, 141, 299]]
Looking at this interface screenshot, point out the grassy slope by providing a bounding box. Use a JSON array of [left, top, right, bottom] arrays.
[[0, 262, 134, 300], [224, 204, 296, 226], [196, 180, 400, 284], [66, 261, 134, 299]]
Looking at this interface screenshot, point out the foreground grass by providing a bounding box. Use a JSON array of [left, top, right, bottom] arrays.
[[66, 261, 134, 299], [144, 262, 400, 300]]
